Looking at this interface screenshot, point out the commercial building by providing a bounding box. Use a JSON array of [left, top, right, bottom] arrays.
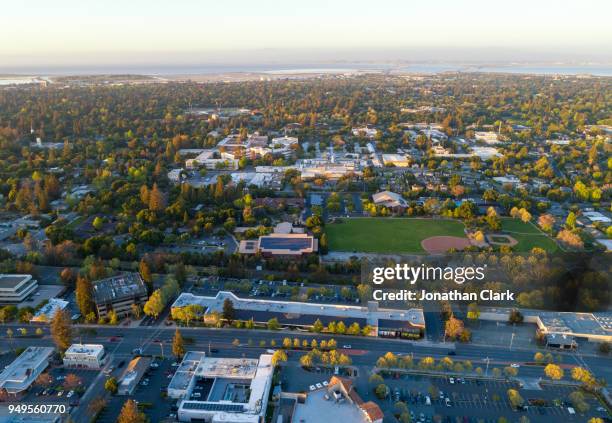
[[0, 347, 54, 395], [92, 273, 148, 319], [291, 376, 383, 423], [0, 274, 38, 304], [239, 233, 318, 257], [474, 131, 501, 144], [185, 150, 239, 170], [296, 158, 362, 181], [372, 191, 408, 210], [63, 344, 106, 369], [168, 353, 274, 423], [230, 172, 277, 189], [172, 291, 425, 338], [381, 154, 410, 167], [534, 311, 612, 344], [480, 308, 612, 345], [118, 356, 151, 395], [30, 298, 69, 323]]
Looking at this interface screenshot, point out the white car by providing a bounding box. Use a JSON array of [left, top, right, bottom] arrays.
[[342, 345, 352, 349], [510, 363, 520, 368], [309, 385, 316, 391], [57, 391, 64, 397], [67, 390, 74, 398], [449, 378, 455, 384]]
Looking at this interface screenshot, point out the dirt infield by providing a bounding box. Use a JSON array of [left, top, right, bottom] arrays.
[[421, 236, 472, 254], [486, 234, 518, 247]]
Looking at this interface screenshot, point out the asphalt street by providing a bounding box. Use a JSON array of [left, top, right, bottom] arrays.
[[2, 323, 610, 383]]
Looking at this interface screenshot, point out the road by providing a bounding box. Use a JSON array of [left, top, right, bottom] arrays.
[[2, 324, 610, 383]]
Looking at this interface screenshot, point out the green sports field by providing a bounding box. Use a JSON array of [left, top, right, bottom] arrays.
[[500, 218, 559, 252], [325, 218, 466, 253]]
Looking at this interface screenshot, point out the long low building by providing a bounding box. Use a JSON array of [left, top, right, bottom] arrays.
[[0, 347, 54, 395], [118, 356, 151, 395], [480, 308, 612, 344], [172, 291, 425, 338], [169, 352, 274, 423], [239, 233, 318, 257]]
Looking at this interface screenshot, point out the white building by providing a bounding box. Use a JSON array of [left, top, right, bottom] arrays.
[[185, 150, 239, 170], [230, 172, 273, 188], [172, 291, 425, 337], [422, 129, 448, 141], [0, 347, 54, 394], [297, 158, 361, 180], [381, 154, 410, 167], [583, 211, 611, 224], [0, 274, 38, 304], [168, 169, 183, 182], [474, 131, 501, 144], [372, 191, 408, 209], [493, 176, 521, 186], [63, 344, 106, 369], [30, 298, 69, 323], [172, 354, 274, 423], [119, 356, 151, 395], [271, 136, 298, 148], [470, 146, 500, 159]]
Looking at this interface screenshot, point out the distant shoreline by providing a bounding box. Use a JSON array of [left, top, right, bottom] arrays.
[[1, 63, 612, 84]]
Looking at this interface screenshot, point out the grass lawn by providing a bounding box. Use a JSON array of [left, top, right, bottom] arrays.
[[500, 218, 559, 252], [325, 218, 465, 253]]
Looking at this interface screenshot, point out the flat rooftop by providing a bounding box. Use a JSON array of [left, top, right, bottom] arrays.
[[0, 347, 54, 393], [196, 357, 259, 379], [0, 274, 31, 289], [483, 307, 612, 340], [31, 298, 68, 322], [292, 389, 368, 423], [172, 291, 425, 329], [92, 273, 147, 303], [537, 311, 612, 337], [65, 343, 104, 356], [259, 235, 313, 252], [176, 354, 273, 421], [208, 377, 251, 402], [169, 351, 206, 392]]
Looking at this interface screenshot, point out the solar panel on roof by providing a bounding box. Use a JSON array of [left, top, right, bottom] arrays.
[[259, 237, 311, 251], [182, 402, 244, 412]]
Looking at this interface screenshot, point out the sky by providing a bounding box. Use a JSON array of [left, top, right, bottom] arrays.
[[2, 0, 611, 71]]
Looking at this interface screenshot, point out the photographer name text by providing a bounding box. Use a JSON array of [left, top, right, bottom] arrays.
[[372, 289, 515, 302]]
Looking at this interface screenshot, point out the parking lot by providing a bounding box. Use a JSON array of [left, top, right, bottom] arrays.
[[95, 356, 176, 423], [371, 373, 611, 422]]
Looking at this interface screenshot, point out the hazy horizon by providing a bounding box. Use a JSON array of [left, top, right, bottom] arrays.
[[2, 0, 611, 73]]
